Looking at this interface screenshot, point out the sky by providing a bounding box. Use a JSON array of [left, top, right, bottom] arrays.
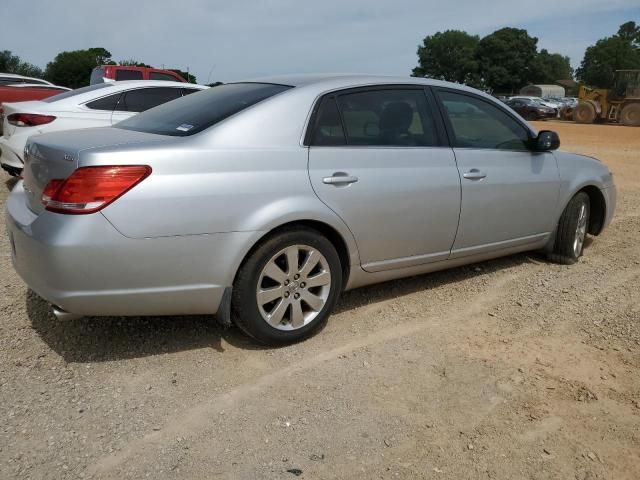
[[2, 0, 639, 83]]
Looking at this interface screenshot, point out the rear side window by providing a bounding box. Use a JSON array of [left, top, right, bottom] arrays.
[[116, 83, 292, 136], [85, 93, 122, 111], [114, 87, 182, 112], [150, 72, 177, 81], [334, 89, 438, 146], [115, 69, 143, 81], [310, 97, 346, 146], [438, 90, 530, 150], [182, 88, 200, 96]]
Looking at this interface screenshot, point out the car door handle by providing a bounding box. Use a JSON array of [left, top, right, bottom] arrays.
[[462, 169, 487, 180], [322, 174, 359, 185]]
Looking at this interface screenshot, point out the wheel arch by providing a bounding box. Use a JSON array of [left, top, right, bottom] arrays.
[[579, 185, 606, 235], [233, 219, 355, 290]]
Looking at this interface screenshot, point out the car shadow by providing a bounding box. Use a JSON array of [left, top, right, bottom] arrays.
[[334, 252, 536, 314], [26, 290, 263, 363], [27, 252, 540, 363]]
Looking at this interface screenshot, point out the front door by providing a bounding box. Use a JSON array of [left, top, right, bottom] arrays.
[[308, 87, 461, 272], [435, 89, 560, 258]]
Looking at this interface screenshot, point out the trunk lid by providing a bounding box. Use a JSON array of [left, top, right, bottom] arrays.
[[1, 101, 49, 138], [22, 127, 168, 214]]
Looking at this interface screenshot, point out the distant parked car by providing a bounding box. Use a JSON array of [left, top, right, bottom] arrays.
[[0, 81, 206, 176], [0, 85, 70, 135], [510, 96, 560, 114], [5, 75, 616, 345], [90, 65, 187, 84], [506, 98, 557, 120], [0, 73, 54, 87]]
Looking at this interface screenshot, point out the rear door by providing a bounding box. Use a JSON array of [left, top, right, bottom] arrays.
[[434, 88, 560, 257], [308, 86, 461, 272], [110, 87, 183, 124]]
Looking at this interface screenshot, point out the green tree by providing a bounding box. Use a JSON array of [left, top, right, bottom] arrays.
[[119, 59, 152, 67], [476, 27, 538, 93], [530, 49, 573, 83], [0, 50, 44, 78], [576, 21, 640, 88], [412, 30, 480, 86], [169, 69, 196, 83], [45, 47, 115, 89]]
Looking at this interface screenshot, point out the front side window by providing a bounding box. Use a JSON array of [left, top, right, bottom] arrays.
[[438, 91, 530, 150], [336, 89, 437, 147], [115, 69, 143, 81], [114, 87, 182, 112], [116, 82, 292, 136]]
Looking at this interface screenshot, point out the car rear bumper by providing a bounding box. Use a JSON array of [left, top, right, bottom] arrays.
[[6, 181, 260, 317], [0, 137, 24, 170]]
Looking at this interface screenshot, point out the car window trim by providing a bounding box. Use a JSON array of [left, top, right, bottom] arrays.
[[304, 84, 448, 148], [432, 87, 536, 152]]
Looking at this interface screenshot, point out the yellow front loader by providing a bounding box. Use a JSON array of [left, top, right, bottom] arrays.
[[568, 70, 640, 126]]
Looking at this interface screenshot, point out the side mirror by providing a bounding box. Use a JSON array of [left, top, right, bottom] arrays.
[[533, 130, 560, 151]]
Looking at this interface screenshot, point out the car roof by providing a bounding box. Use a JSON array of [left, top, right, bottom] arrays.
[[0, 72, 53, 83], [249, 73, 450, 88], [3, 83, 70, 90], [243, 73, 498, 102], [104, 80, 206, 89]]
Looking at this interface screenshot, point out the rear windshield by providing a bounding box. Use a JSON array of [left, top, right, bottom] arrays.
[[43, 83, 112, 103], [115, 82, 292, 136]]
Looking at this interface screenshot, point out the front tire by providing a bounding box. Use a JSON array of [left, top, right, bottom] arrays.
[[548, 192, 590, 265], [231, 227, 342, 345], [574, 103, 596, 124]]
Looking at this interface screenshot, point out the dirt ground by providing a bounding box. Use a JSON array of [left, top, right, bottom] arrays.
[[1, 121, 639, 480]]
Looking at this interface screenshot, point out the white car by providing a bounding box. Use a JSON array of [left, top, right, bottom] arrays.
[[0, 81, 207, 175], [0, 73, 55, 87]]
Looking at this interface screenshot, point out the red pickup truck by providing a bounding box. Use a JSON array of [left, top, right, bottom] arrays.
[[90, 66, 187, 84]]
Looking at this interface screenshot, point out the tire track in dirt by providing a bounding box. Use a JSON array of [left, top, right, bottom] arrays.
[[88, 269, 524, 476]]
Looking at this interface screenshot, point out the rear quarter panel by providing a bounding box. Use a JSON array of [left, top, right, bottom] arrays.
[[96, 144, 360, 266]]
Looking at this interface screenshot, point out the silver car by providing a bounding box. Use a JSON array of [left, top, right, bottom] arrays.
[[5, 75, 616, 344]]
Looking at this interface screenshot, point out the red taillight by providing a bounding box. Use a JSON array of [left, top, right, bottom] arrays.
[[41, 165, 151, 214], [7, 113, 56, 127]]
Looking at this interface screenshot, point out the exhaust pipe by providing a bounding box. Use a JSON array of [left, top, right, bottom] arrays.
[[52, 305, 82, 321]]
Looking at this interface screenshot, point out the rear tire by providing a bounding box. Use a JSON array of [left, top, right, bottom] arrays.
[[574, 102, 596, 124], [548, 192, 590, 265], [231, 227, 342, 345], [620, 103, 640, 126]]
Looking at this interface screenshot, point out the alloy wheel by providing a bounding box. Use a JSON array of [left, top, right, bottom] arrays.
[[573, 203, 588, 257], [256, 245, 332, 330]]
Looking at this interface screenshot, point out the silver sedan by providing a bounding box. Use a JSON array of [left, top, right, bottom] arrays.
[[6, 75, 617, 344]]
